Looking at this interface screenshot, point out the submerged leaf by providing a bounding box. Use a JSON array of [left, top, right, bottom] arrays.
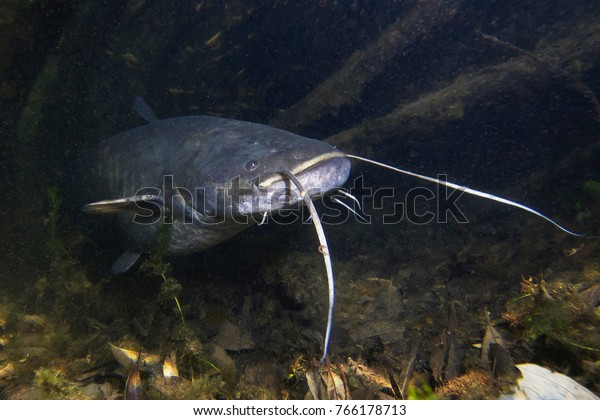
[[579, 283, 600, 307], [163, 351, 179, 378], [0, 362, 15, 379], [306, 367, 327, 400], [430, 330, 464, 383], [305, 365, 350, 400], [347, 357, 391, 390], [214, 321, 255, 352], [109, 343, 161, 374], [481, 324, 505, 363], [320, 367, 349, 400], [502, 364, 599, 400], [489, 344, 520, 388], [125, 363, 144, 400], [429, 332, 447, 384], [481, 316, 519, 386], [436, 371, 494, 399]]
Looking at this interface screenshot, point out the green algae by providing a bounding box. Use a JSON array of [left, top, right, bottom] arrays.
[[583, 180, 600, 199], [505, 277, 600, 359], [33, 366, 84, 399], [140, 223, 185, 325]]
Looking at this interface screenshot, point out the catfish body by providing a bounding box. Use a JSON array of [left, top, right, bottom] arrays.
[[83, 114, 351, 272]]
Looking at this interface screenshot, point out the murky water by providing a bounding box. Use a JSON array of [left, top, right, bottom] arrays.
[[1, 0, 599, 399]]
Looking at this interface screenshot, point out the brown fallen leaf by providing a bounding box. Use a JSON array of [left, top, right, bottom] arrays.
[[579, 283, 600, 307], [109, 343, 161, 374], [214, 321, 255, 352]]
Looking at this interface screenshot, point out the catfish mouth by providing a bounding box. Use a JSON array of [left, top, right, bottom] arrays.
[[258, 151, 349, 191], [234, 151, 350, 217]]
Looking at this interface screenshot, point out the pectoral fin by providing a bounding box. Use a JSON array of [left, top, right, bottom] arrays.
[[111, 251, 141, 275], [83, 192, 213, 226], [132, 96, 159, 123], [82, 194, 163, 218]]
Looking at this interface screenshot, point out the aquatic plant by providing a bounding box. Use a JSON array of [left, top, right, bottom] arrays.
[[504, 276, 600, 361], [583, 180, 600, 199], [34, 366, 83, 399], [140, 223, 185, 325], [405, 375, 436, 400]]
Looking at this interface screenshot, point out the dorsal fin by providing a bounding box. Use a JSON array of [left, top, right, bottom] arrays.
[[132, 96, 159, 123]]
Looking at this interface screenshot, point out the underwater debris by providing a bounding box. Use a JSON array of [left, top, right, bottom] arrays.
[[429, 300, 465, 385], [162, 351, 179, 378], [109, 343, 162, 374], [481, 319, 505, 364], [121, 51, 139, 67], [479, 313, 520, 391], [328, 20, 600, 151], [503, 275, 600, 354], [21, 314, 52, 331], [34, 366, 84, 399], [125, 359, 144, 400], [348, 320, 405, 347], [98, 382, 121, 400], [501, 363, 599, 400], [474, 30, 600, 121], [436, 371, 494, 400], [0, 362, 15, 380], [207, 344, 235, 370], [238, 364, 281, 400], [305, 364, 350, 400], [305, 367, 325, 400], [213, 321, 255, 352], [204, 31, 223, 49], [108, 337, 246, 400], [429, 329, 464, 385], [500, 273, 600, 395], [150, 375, 192, 400], [387, 338, 421, 400], [272, 0, 463, 129], [579, 283, 600, 307], [347, 357, 392, 395]]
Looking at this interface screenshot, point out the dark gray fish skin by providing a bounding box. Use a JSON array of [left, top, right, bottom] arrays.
[[84, 115, 351, 267]]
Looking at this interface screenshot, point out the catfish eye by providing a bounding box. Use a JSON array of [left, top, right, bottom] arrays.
[[245, 159, 259, 172]]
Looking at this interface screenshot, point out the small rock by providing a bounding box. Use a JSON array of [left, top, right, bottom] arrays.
[[208, 344, 235, 370]]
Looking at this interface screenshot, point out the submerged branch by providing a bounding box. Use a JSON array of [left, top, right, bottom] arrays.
[[271, 0, 464, 129], [327, 25, 600, 150], [475, 30, 600, 122]]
